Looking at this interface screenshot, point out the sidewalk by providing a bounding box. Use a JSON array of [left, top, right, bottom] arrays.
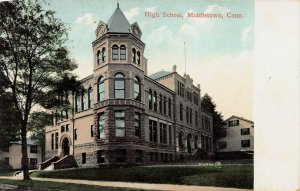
[[0, 176, 252, 191]]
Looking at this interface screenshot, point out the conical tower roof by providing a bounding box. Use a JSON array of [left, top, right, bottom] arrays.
[[107, 3, 131, 33]]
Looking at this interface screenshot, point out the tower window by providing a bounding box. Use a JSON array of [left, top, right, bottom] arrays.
[[112, 45, 119, 60], [97, 76, 105, 102], [134, 76, 141, 101], [114, 73, 125, 98], [98, 112, 105, 139], [137, 51, 140, 65], [102, 47, 106, 62], [115, 111, 125, 137], [97, 50, 101, 65], [120, 45, 126, 60], [132, 48, 136, 63]]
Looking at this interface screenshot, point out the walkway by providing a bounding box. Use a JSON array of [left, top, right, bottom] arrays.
[[0, 176, 252, 191]]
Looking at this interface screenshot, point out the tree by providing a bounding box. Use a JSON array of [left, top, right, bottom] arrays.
[[0, 0, 82, 180], [201, 93, 225, 134]]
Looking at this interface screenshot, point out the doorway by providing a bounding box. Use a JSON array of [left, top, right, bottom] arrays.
[[62, 138, 70, 156]]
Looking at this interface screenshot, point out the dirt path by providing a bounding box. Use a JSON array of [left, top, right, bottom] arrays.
[[0, 176, 252, 191]]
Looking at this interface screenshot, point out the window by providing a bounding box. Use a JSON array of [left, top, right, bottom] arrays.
[[55, 133, 58, 149], [194, 135, 198, 149], [98, 112, 105, 139], [97, 150, 105, 163], [186, 107, 189, 123], [114, 73, 125, 98], [153, 91, 157, 112], [74, 129, 78, 140], [115, 149, 126, 162], [82, 153, 86, 164], [177, 81, 185, 97], [148, 89, 153, 110], [149, 120, 157, 142], [218, 142, 227, 149], [51, 133, 54, 150], [195, 111, 198, 126], [30, 158, 37, 166], [91, 125, 94, 137], [102, 47, 106, 62], [168, 98, 172, 118], [135, 150, 143, 163], [30, 145, 38, 153], [65, 110, 69, 119], [179, 132, 184, 148], [120, 45, 126, 60], [241, 140, 250, 148], [4, 157, 9, 165], [75, 95, 81, 112], [81, 91, 86, 111], [163, 96, 166, 115], [190, 108, 192, 124], [180, 103, 183, 121], [88, 87, 93, 108], [169, 125, 172, 145], [228, 119, 239, 127], [97, 77, 105, 102], [134, 76, 141, 101], [159, 123, 167, 144], [112, 44, 119, 60], [137, 51, 140, 64], [159, 94, 162, 114], [241, 128, 250, 135], [132, 48, 136, 63], [66, 124, 69, 132], [134, 113, 141, 138], [115, 111, 125, 137], [97, 50, 101, 65]]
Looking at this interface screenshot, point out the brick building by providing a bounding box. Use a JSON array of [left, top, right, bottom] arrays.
[[44, 4, 213, 167]]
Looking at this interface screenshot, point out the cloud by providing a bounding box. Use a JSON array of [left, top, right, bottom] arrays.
[[124, 8, 139, 22], [75, 13, 98, 28], [145, 6, 157, 12], [242, 25, 254, 48], [179, 24, 198, 38], [146, 26, 182, 49]]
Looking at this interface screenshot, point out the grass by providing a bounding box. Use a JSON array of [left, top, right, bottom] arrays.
[[0, 179, 156, 191], [0, 171, 15, 176], [32, 164, 253, 189]]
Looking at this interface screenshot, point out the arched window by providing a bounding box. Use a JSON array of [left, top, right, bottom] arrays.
[[153, 91, 157, 112], [194, 135, 199, 149], [112, 45, 119, 60], [81, 91, 86, 111], [159, 94, 162, 114], [88, 87, 93, 108], [137, 51, 140, 65], [75, 95, 81, 113], [102, 47, 106, 62], [97, 77, 105, 102], [190, 108, 192, 124], [120, 45, 126, 60], [179, 103, 183, 121], [134, 76, 141, 101], [114, 73, 125, 98], [149, 89, 153, 110], [168, 98, 172, 118], [186, 107, 189, 123], [132, 48, 136, 63], [163, 96, 166, 115], [97, 50, 101, 65]]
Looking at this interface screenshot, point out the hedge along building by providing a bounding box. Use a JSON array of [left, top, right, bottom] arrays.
[[44, 4, 213, 167]]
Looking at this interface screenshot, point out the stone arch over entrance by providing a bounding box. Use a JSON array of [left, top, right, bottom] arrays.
[[60, 135, 72, 157]]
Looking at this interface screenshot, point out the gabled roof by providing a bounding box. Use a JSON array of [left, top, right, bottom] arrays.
[[107, 4, 131, 33], [149, 70, 172, 80], [225, 115, 254, 124]]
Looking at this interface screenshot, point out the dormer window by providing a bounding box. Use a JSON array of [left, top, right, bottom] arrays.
[[112, 45, 119, 60], [120, 45, 126, 60]]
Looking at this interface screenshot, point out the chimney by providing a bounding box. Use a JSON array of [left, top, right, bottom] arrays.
[[172, 65, 177, 73], [197, 84, 201, 89]]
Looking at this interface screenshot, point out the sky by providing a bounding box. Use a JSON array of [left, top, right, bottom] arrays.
[[45, 0, 254, 120]]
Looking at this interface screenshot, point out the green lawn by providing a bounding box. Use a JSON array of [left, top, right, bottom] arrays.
[[0, 179, 156, 191], [0, 171, 15, 176], [32, 164, 253, 189]]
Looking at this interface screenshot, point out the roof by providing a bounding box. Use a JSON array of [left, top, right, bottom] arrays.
[[107, 4, 131, 33], [149, 70, 172, 80], [10, 138, 39, 146], [225, 115, 254, 124]]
